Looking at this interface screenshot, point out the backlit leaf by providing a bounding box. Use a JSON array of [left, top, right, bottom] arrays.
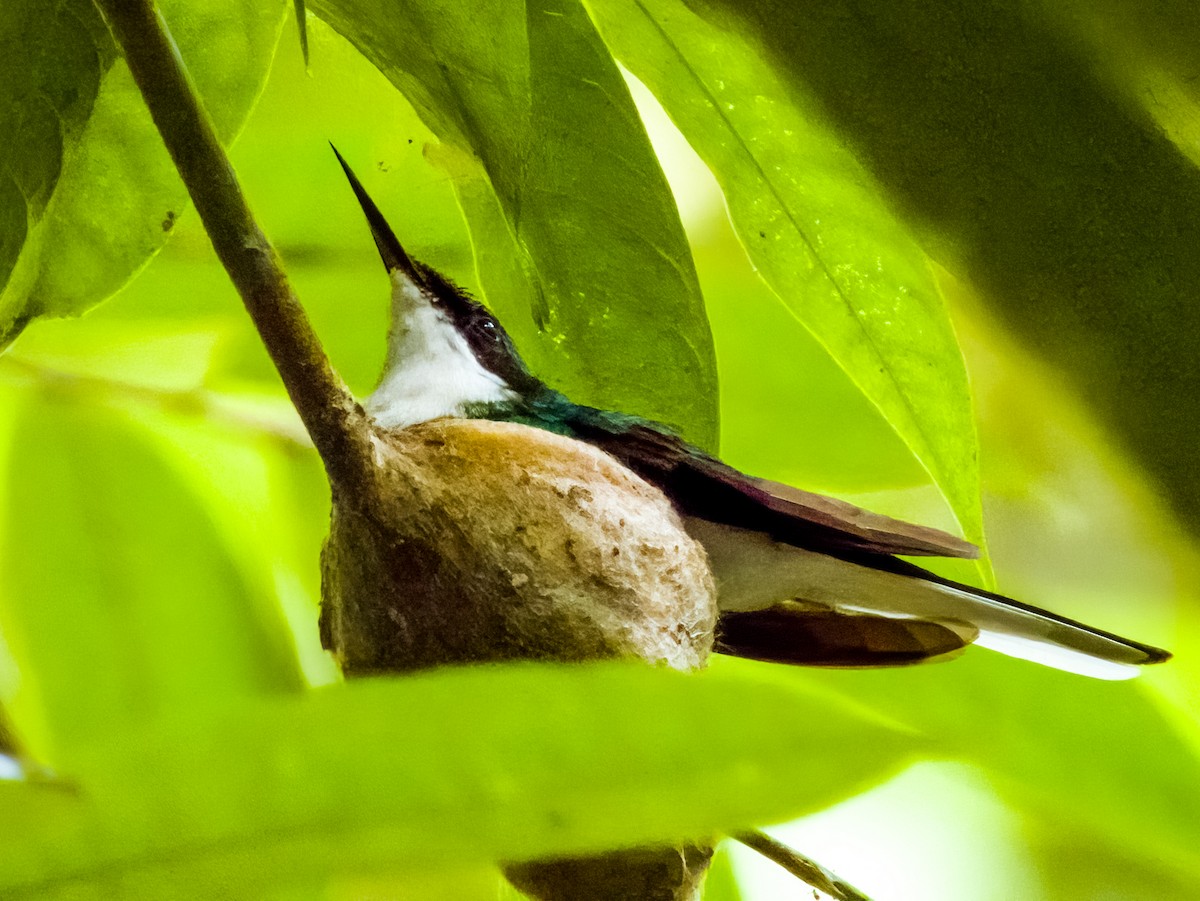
[[588, 0, 984, 553], [0, 662, 919, 899], [0, 392, 305, 758]]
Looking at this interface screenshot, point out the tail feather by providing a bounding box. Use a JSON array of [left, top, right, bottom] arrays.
[[717, 602, 977, 667], [687, 517, 1170, 679]]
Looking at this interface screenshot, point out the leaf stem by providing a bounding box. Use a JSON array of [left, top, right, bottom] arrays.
[[734, 830, 873, 901], [94, 0, 374, 495]]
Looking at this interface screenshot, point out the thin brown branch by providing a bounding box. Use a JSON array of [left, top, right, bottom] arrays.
[[734, 830, 873, 901], [94, 0, 374, 495]]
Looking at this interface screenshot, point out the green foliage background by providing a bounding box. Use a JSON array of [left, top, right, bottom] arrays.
[[0, 1, 1197, 898]]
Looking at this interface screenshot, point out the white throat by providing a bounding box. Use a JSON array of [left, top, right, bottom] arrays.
[[367, 273, 516, 429]]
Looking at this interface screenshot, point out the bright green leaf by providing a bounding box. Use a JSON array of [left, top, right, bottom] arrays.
[[0, 391, 305, 758], [120, 402, 340, 687], [588, 0, 984, 551], [309, 0, 719, 448], [791, 653, 1200, 886], [0, 662, 920, 899], [703, 843, 744, 901]]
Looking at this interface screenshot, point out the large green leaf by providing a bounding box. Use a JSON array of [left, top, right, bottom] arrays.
[[0, 0, 114, 344], [0, 392, 305, 758], [0, 0, 286, 345], [309, 0, 719, 448], [684, 0, 1200, 538], [782, 654, 1200, 888], [1030, 0, 1200, 170], [587, 0, 983, 550], [702, 844, 744, 901], [0, 662, 920, 899]]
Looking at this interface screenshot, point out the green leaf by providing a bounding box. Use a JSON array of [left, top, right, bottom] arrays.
[[0, 391, 305, 758], [119, 402, 340, 687], [703, 843, 744, 901], [792, 654, 1200, 887], [1028, 0, 1200, 171], [309, 0, 719, 448], [0, 662, 920, 899], [587, 0, 984, 552], [679, 0, 1200, 537], [0, 0, 286, 343], [1029, 825, 1199, 901], [293, 0, 310, 66], [0, 0, 115, 343]]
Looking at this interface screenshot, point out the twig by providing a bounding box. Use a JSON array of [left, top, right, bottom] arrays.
[[94, 0, 374, 496], [734, 830, 872, 901], [3, 356, 312, 448]]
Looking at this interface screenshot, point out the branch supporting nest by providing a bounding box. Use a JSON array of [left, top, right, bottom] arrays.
[[94, 0, 374, 497]]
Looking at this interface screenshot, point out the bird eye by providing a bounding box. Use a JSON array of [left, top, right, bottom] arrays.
[[482, 319, 495, 329]]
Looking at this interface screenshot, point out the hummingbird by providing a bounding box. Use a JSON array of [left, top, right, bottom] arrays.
[[322, 148, 1167, 901], [330, 147, 1170, 684]]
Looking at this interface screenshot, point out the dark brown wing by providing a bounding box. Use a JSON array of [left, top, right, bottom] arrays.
[[716, 601, 979, 667], [564, 411, 977, 559], [748, 475, 978, 558], [547, 402, 1170, 673]]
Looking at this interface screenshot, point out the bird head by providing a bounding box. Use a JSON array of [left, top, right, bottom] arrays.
[[332, 146, 540, 429]]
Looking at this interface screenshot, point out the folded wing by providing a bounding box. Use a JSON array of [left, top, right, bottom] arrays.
[[562, 407, 1170, 678]]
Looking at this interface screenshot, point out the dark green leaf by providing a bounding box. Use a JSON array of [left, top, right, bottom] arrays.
[[0, 0, 286, 343], [0, 0, 114, 338], [293, 0, 309, 65], [685, 0, 1200, 537]]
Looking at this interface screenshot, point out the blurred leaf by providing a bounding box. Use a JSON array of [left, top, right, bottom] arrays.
[[588, 0, 984, 551], [784, 654, 1200, 887], [498, 873, 532, 901], [329, 868, 505, 901], [0, 699, 23, 778], [703, 843, 744, 901], [7, 320, 223, 392], [685, 0, 1200, 538], [0, 391, 305, 758], [309, 0, 719, 448], [1029, 826, 1199, 901], [0, 714, 14, 755], [293, 0, 309, 66], [0, 662, 919, 899], [1031, 0, 1200, 170], [120, 402, 339, 686], [0, 0, 286, 342]]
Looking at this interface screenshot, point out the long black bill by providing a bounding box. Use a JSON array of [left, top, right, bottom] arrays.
[[330, 143, 424, 286]]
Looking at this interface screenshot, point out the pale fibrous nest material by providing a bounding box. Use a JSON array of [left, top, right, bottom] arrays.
[[321, 418, 718, 677], [320, 418, 720, 900]]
